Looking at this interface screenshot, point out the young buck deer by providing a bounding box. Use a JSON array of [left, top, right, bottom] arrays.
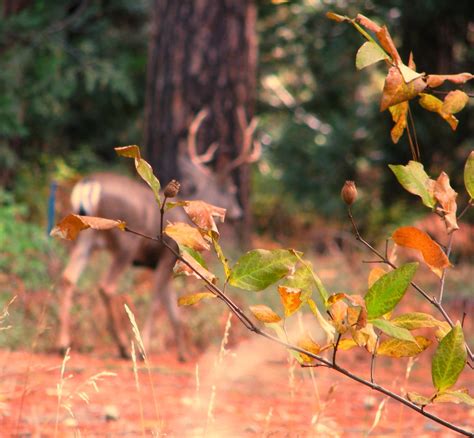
[[57, 108, 260, 361]]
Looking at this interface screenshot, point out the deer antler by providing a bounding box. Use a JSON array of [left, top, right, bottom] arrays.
[[223, 106, 261, 173], [187, 108, 219, 174]]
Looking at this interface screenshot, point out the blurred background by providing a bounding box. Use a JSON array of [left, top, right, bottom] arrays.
[[0, 0, 473, 351]]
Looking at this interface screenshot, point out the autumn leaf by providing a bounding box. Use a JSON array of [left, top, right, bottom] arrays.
[[380, 67, 426, 112], [391, 312, 446, 330], [407, 392, 433, 407], [355, 14, 382, 33], [296, 334, 321, 363], [442, 90, 469, 114], [425, 72, 474, 88], [433, 172, 459, 233], [165, 222, 210, 251], [376, 26, 402, 64], [465, 151, 474, 199], [174, 250, 216, 283], [433, 389, 474, 406], [377, 336, 431, 358], [329, 299, 349, 334], [178, 292, 215, 306], [326, 12, 348, 22], [183, 200, 226, 236], [418, 93, 459, 130], [368, 266, 386, 288], [50, 214, 126, 241], [351, 323, 378, 353], [249, 304, 282, 323], [388, 102, 408, 143], [338, 338, 358, 351], [307, 298, 336, 344], [278, 285, 303, 317], [392, 226, 450, 277]]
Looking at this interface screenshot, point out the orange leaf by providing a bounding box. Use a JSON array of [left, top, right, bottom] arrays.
[[442, 90, 469, 115], [408, 52, 416, 70], [278, 285, 302, 318], [418, 94, 459, 130], [434, 172, 459, 233], [389, 102, 408, 143], [376, 26, 402, 64], [380, 67, 426, 111], [425, 73, 474, 88], [249, 304, 282, 323], [50, 214, 126, 240], [165, 222, 210, 251], [355, 14, 382, 33], [296, 334, 321, 363], [392, 226, 450, 277], [329, 299, 349, 334], [183, 200, 226, 236], [326, 12, 348, 22]]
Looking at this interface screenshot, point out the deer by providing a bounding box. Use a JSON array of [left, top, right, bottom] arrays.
[[56, 107, 260, 361]]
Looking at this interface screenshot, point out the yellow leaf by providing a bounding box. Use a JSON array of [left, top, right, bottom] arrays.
[[50, 214, 126, 241], [249, 305, 282, 323], [278, 285, 302, 318], [381, 67, 426, 111], [178, 292, 215, 306], [398, 63, 423, 83], [389, 102, 408, 143], [442, 90, 469, 114], [434, 172, 459, 233], [296, 334, 321, 363], [377, 336, 432, 357], [165, 222, 210, 251], [183, 200, 226, 236], [368, 266, 386, 288], [338, 338, 358, 351], [392, 226, 450, 277], [352, 323, 378, 353], [418, 93, 459, 130]]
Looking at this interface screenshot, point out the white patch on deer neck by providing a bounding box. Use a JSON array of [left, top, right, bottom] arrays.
[[71, 180, 102, 216]]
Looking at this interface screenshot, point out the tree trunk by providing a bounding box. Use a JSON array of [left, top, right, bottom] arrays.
[[144, 0, 257, 237]]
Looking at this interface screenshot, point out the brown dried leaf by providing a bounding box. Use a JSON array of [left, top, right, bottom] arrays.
[[426, 72, 474, 88], [434, 172, 459, 233], [381, 67, 426, 111], [389, 102, 408, 143], [178, 292, 215, 306], [418, 93, 459, 130], [165, 222, 210, 251], [392, 226, 450, 277], [50, 214, 125, 241], [183, 200, 226, 236], [249, 304, 282, 323], [278, 285, 302, 318], [442, 90, 469, 115]]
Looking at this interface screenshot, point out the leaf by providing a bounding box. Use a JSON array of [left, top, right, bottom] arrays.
[[338, 338, 358, 351], [442, 90, 469, 114], [392, 226, 450, 277], [371, 318, 416, 342], [376, 26, 402, 64], [115, 145, 162, 207], [212, 236, 231, 279], [391, 312, 445, 330], [389, 161, 436, 208], [355, 41, 388, 70], [50, 214, 125, 241], [355, 14, 382, 33], [465, 151, 474, 199], [329, 299, 349, 334], [432, 323, 467, 392], [183, 200, 226, 236], [418, 93, 459, 130], [407, 392, 433, 407], [174, 251, 216, 283], [365, 263, 418, 320], [178, 292, 215, 306], [278, 285, 303, 317], [433, 389, 474, 406], [368, 266, 386, 288], [165, 222, 210, 252], [380, 66, 426, 111], [296, 334, 321, 363], [377, 336, 431, 357], [425, 72, 474, 88], [228, 249, 299, 291], [351, 323, 378, 353], [388, 102, 408, 144], [249, 304, 282, 323], [307, 298, 336, 343], [325, 12, 348, 22], [434, 172, 459, 233], [290, 253, 329, 303], [398, 63, 423, 83], [281, 265, 314, 301]]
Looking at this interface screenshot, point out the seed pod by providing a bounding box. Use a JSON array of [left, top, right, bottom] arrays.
[[341, 181, 357, 206], [164, 179, 180, 198]]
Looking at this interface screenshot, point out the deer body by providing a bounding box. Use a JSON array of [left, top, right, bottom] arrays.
[[57, 108, 260, 361]]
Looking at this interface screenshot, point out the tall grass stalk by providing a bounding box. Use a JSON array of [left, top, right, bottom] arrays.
[[131, 341, 146, 438]]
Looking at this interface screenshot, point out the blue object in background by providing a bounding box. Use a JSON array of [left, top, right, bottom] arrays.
[[47, 181, 57, 236]]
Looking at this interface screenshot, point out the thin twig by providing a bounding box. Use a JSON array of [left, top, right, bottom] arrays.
[[332, 333, 341, 365]]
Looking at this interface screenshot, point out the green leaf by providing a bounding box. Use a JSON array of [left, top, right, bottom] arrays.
[[228, 249, 299, 291], [398, 63, 423, 83], [290, 253, 329, 304], [371, 318, 416, 342], [389, 162, 436, 208], [433, 389, 474, 406], [355, 41, 388, 70], [365, 263, 418, 319], [179, 245, 207, 269], [464, 151, 474, 199], [432, 323, 467, 392], [135, 158, 162, 207], [391, 312, 445, 330]]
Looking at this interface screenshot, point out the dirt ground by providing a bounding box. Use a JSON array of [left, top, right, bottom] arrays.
[[1, 333, 473, 438]]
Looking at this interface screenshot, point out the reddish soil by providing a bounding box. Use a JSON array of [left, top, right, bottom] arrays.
[[1, 336, 472, 437]]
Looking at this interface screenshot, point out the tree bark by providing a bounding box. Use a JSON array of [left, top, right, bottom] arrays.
[[144, 0, 257, 234]]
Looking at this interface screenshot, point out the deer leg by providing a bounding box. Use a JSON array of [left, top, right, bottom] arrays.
[[57, 236, 93, 354], [98, 254, 134, 359], [143, 251, 186, 361]]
